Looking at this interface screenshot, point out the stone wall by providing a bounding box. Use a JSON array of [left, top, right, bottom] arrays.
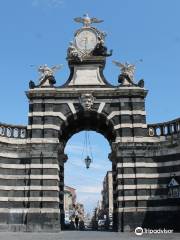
[[114, 120, 180, 231]]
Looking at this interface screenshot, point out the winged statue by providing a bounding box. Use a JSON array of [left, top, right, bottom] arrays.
[[74, 13, 103, 27], [113, 61, 136, 82], [38, 64, 62, 82]]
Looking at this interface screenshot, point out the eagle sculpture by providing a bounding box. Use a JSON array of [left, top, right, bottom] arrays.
[[74, 13, 103, 27]]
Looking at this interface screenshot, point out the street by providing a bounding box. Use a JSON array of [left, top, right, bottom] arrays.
[[0, 231, 180, 240]]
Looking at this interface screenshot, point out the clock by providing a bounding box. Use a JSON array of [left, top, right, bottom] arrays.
[[75, 28, 98, 51]]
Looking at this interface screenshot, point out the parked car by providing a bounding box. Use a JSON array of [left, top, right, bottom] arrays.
[[98, 219, 106, 230], [109, 221, 113, 230]]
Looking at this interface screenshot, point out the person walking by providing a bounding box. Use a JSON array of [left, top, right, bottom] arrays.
[[79, 219, 85, 231], [75, 215, 79, 230], [70, 219, 75, 230]]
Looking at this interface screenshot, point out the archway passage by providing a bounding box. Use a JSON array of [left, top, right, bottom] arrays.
[[58, 110, 116, 231], [64, 130, 112, 231]]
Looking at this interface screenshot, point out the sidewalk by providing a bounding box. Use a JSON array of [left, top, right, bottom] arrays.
[[0, 231, 180, 240]]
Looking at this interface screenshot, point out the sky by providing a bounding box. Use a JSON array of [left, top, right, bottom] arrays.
[[0, 0, 180, 213], [64, 131, 111, 214]]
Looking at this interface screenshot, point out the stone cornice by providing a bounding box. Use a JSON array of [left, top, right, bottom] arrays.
[[26, 86, 148, 99]]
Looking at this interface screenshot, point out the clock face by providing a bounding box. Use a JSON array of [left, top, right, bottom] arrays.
[[75, 29, 97, 51]]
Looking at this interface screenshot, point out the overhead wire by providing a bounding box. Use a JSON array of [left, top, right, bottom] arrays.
[[87, 131, 93, 162], [81, 131, 93, 166]]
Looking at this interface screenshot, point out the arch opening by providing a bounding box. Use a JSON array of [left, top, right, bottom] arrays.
[[58, 111, 115, 231], [63, 131, 113, 231]]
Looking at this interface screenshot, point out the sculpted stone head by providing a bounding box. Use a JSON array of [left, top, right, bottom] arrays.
[[80, 93, 94, 110]]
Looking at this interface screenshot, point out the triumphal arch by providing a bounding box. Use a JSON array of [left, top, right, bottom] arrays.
[[0, 14, 180, 232]]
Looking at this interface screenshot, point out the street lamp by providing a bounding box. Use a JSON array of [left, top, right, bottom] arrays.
[[84, 155, 92, 169]]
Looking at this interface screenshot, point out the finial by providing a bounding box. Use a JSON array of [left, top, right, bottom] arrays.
[[74, 13, 103, 27]]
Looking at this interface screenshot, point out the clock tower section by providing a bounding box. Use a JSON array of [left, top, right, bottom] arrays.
[[65, 14, 112, 87]]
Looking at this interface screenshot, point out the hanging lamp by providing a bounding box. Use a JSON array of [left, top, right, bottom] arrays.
[[82, 131, 93, 169], [84, 155, 92, 169]]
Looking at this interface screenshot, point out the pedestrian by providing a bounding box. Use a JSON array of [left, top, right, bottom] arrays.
[[70, 219, 75, 230], [75, 215, 79, 230], [79, 219, 85, 231]]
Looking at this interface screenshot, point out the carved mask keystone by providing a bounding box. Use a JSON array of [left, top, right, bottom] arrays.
[[80, 93, 94, 110]]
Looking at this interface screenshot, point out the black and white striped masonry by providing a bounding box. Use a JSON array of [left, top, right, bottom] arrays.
[[0, 17, 180, 232]]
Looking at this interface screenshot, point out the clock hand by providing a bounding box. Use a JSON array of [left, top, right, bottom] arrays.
[[81, 37, 87, 49], [85, 37, 88, 50]]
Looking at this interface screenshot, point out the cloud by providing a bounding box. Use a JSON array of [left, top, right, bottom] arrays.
[[77, 193, 100, 204], [65, 158, 111, 172], [90, 162, 110, 170], [77, 185, 102, 194], [65, 144, 84, 154], [65, 170, 104, 185], [65, 143, 106, 155], [76, 191, 101, 212], [32, 0, 63, 8]]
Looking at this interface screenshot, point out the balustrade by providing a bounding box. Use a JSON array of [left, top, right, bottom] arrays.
[[0, 123, 27, 139], [148, 118, 180, 137]]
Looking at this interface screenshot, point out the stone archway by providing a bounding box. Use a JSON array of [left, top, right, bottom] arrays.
[[22, 16, 148, 231], [56, 109, 117, 230], [1, 15, 180, 232], [25, 62, 148, 232]]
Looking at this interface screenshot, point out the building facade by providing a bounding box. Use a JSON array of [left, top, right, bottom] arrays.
[[64, 185, 76, 223], [0, 15, 180, 232], [75, 203, 85, 221], [101, 171, 113, 221]]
